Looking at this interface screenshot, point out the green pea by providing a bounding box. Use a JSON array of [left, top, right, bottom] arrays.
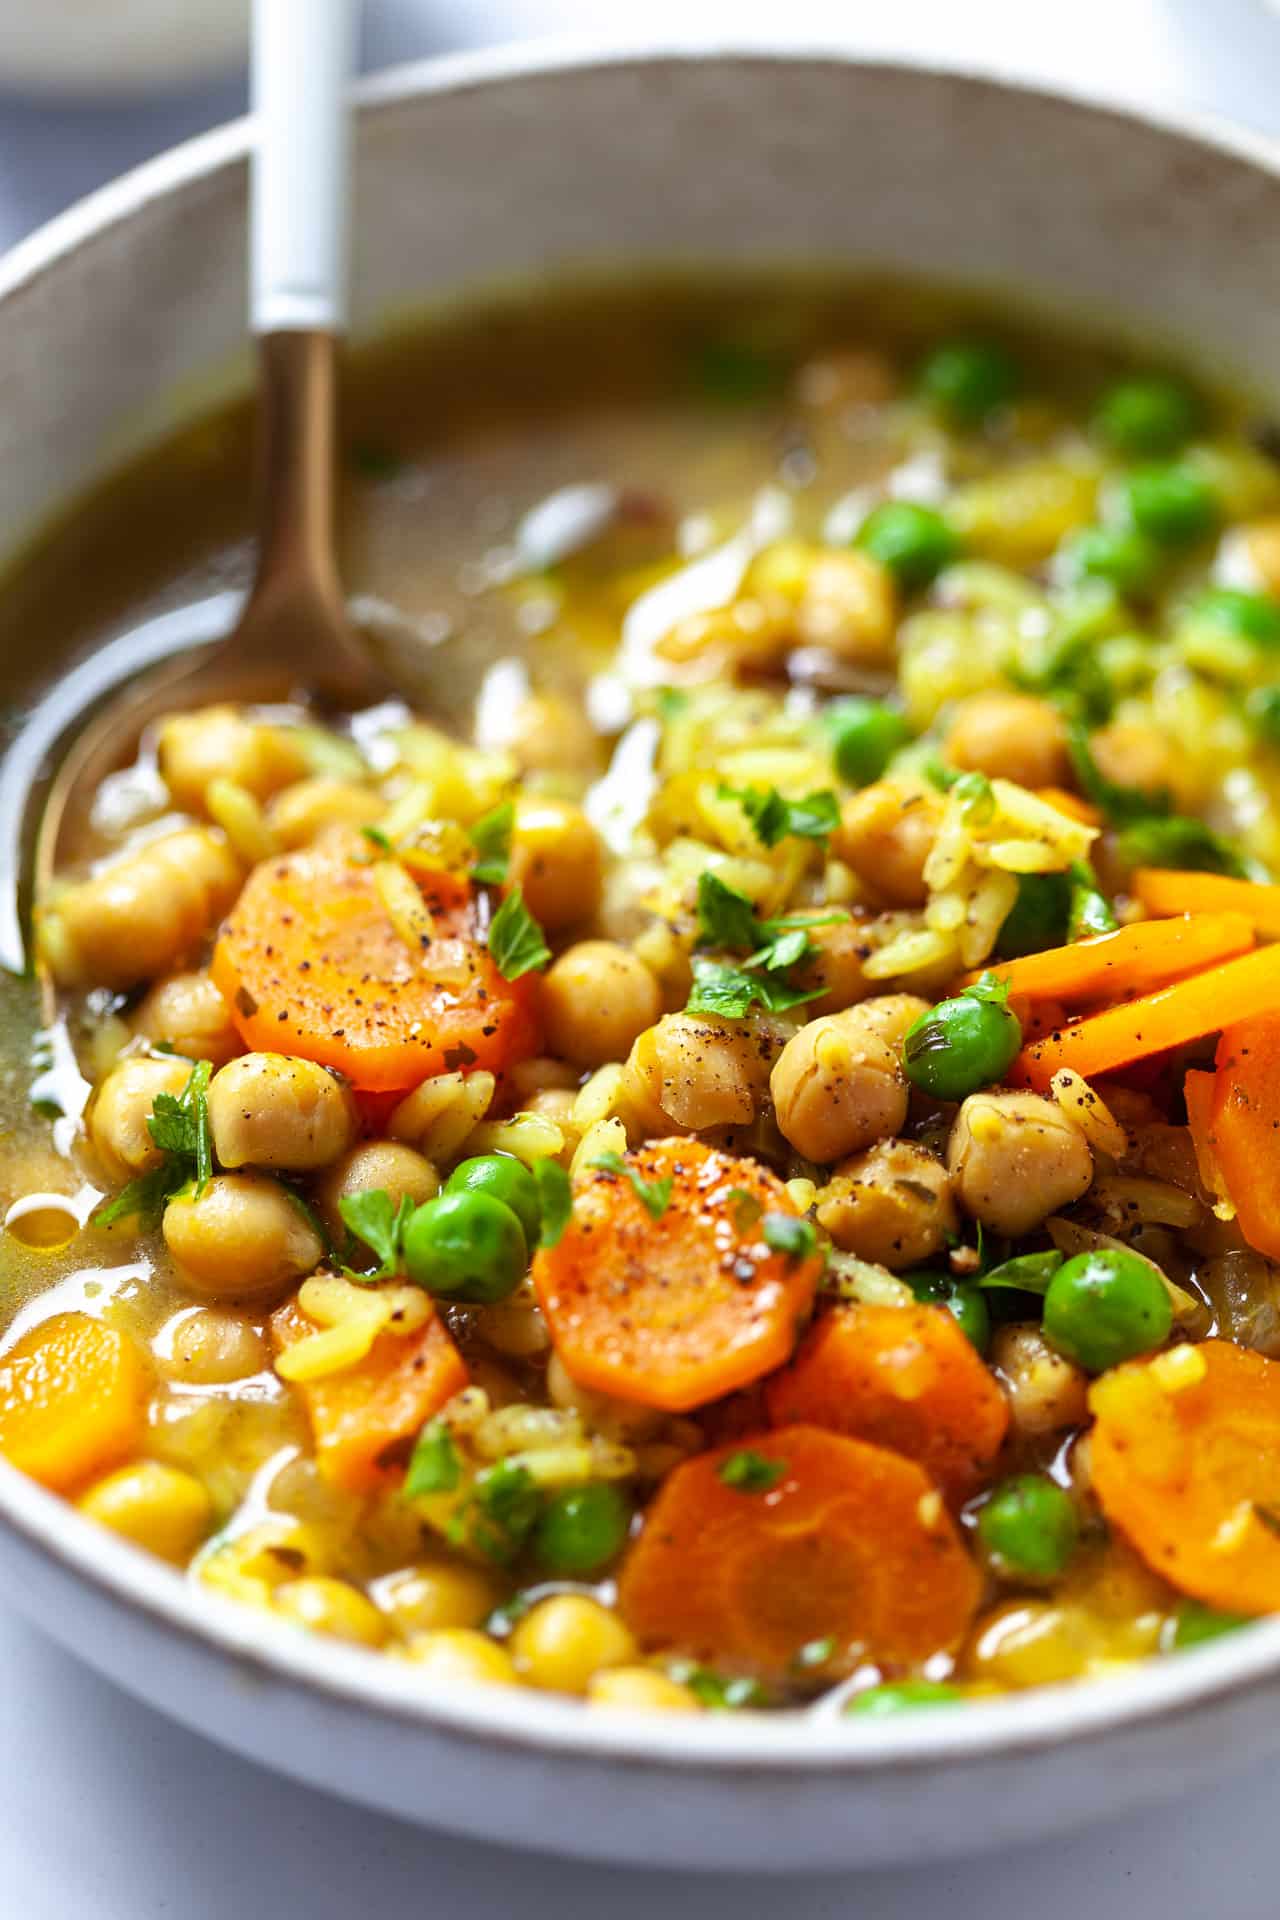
[[445, 1153, 541, 1248], [908, 1271, 990, 1354], [846, 1680, 964, 1717], [1056, 525, 1160, 598], [1094, 375, 1200, 457], [1042, 1247, 1173, 1373], [902, 980, 1023, 1102], [977, 1474, 1079, 1580], [855, 501, 958, 592], [919, 341, 1019, 426], [996, 872, 1071, 960], [402, 1191, 528, 1305], [533, 1484, 632, 1576], [1116, 463, 1219, 548], [1189, 586, 1280, 650], [1170, 1600, 1250, 1651], [827, 697, 911, 786]]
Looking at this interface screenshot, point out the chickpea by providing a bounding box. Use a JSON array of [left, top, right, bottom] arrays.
[[852, 992, 931, 1053], [625, 1011, 779, 1133], [831, 779, 945, 907], [267, 777, 384, 849], [155, 1306, 269, 1385], [507, 798, 603, 930], [89, 1055, 193, 1179], [158, 704, 308, 812], [316, 1141, 440, 1235], [77, 1460, 212, 1564], [964, 1601, 1091, 1689], [488, 691, 604, 778], [991, 1323, 1090, 1438], [509, 1594, 637, 1694], [587, 1668, 702, 1713], [402, 1628, 519, 1687], [207, 1053, 358, 1172], [945, 691, 1071, 790], [42, 828, 240, 990], [540, 941, 661, 1067], [816, 1138, 957, 1268], [947, 1090, 1093, 1236], [133, 969, 240, 1067], [770, 1003, 908, 1164], [374, 1561, 502, 1636], [274, 1576, 387, 1648], [509, 1055, 580, 1099], [1089, 721, 1186, 807], [794, 551, 898, 669], [792, 916, 875, 1017], [163, 1172, 322, 1301]]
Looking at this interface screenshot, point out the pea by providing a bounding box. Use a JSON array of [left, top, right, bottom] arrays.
[[533, 1484, 632, 1576], [1042, 1247, 1173, 1373], [445, 1153, 541, 1248], [919, 341, 1019, 426], [846, 1680, 963, 1717], [902, 979, 1023, 1102], [996, 872, 1071, 960], [1116, 463, 1219, 548], [1190, 586, 1280, 650], [827, 697, 911, 786], [402, 1191, 528, 1305], [1056, 525, 1159, 598], [1094, 375, 1200, 456], [977, 1474, 1079, 1580], [855, 501, 958, 592], [1171, 1600, 1250, 1651], [908, 1271, 990, 1354]]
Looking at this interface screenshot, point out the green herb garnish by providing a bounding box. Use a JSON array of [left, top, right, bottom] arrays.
[[685, 956, 823, 1020], [762, 1214, 820, 1265], [470, 801, 515, 887], [718, 1449, 788, 1493], [977, 1250, 1063, 1294], [534, 1157, 573, 1249], [487, 885, 551, 980], [339, 1188, 414, 1281], [468, 1461, 543, 1565], [361, 824, 394, 855], [718, 783, 840, 849], [590, 1151, 673, 1220], [404, 1418, 461, 1498], [97, 1059, 213, 1227]]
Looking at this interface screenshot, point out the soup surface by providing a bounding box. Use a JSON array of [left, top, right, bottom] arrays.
[[6, 276, 1280, 1716]]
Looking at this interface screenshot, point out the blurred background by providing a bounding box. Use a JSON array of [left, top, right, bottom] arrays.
[[2, 0, 1279, 254]]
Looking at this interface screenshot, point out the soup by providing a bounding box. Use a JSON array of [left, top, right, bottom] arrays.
[[5, 276, 1280, 1715]]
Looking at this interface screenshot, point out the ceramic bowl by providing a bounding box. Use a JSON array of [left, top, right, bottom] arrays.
[[2, 43, 1280, 1871]]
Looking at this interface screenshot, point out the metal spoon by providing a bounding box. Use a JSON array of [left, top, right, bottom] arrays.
[[31, 0, 382, 911]]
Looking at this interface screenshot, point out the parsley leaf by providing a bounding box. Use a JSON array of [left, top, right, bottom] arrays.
[[467, 1461, 543, 1564], [98, 1058, 214, 1227], [470, 801, 515, 886], [685, 956, 823, 1020], [696, 871, 763, 952], [534, 1158, 573, 1248], [718, 783, 840, 849], [719, 1449, 787, 1492], [404, 1418, 461, 1498], [590, 1151, 673, 1219], [487, 885, 551, 980], [977, 1250, 1063, 1294], [96, 1159, 190, 1229], [339, 1188, 413, 1280], [727, 1187, 763, 1232], [361, 824, 394, 854], [1067, 861, 1118, 940], [670, 1664, 771, 1710], [762, 1214, 820, 1265]]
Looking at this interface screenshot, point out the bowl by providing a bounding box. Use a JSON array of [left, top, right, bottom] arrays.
[[0, 2, 248, 96], [3, 42, 1280, 1872]]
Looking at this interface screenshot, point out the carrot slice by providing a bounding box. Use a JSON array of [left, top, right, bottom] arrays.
[[617, 1424, 981, 1675], [1206, 1013, 1280, 1256], [1035, 788, 1103, 828], [0, 1313, 149, 1493], [1015, 942, 1280, 1090], [764, 1303, 1008, 1503], [211, 833, 539, 1092], [1091, 1340, 1280, 1615], [532, 1139, 823, 1413], [271, 1299, 468, 1493], [974, 913, 1254, 1008], [1133, 868, 1280, 939]]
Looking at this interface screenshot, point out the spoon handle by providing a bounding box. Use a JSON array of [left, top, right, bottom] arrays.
[[250, 0, 359, 334]]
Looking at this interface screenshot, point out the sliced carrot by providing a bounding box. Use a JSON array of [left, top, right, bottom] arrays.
[[1015, 942, 1280, 1090], [617, 1424, 981, 1675], [1091, 1340, 1280, 1615], [211, 832, 539, 1092], [1206, 1013, 1280, 1256], [271, 1299, 468, 1494], [1133, 868, 1280, 939], [972, 912, 1254, 1007], [532, 1139, 823, 1413], [0, 1313, 149, 1493], [1036, 787, 1103, 828], [764, 1303, 1008, 1503]]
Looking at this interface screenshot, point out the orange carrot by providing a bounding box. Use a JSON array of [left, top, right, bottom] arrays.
[[271, 1299, 468, 1494], [1206, 1013, 1280, 1257], [1091, 1340, 1280, 1614], [1014, 942, 1280, 1090], [617, 1424, 981, 1675], [211, 832, 539, 1092], [764, 1303, 1008, 1503], [972, 913, 1254, 1007], [0, 1313, 149, 1493], [1036, 787, 1103, 828], [532, 1139, 823, 1413], [1133, 868, 1280, 939]]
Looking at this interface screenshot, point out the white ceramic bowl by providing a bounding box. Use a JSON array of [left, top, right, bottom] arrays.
[[0, 2, 248, 96], [3, 42, 1280, 1873]]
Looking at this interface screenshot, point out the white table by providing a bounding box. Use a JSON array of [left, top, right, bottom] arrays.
[[2, 4, 1279, 1915]]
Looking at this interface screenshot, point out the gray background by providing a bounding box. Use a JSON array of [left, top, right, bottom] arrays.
[[1, 3, 1278, 1915]]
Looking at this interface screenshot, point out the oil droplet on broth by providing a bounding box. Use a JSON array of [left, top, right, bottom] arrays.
[[5, 1191, 82, 1251]]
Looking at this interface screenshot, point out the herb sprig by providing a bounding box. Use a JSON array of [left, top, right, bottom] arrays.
[[97, 1059, 214, 1228]]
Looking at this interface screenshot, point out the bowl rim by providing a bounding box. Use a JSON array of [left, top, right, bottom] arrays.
[[5, 33, 1280, 1775]]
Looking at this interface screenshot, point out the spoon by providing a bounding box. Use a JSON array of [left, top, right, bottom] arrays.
[[31, 0, 382, 908]]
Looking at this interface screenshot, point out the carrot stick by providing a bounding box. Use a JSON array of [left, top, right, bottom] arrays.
[[973, 912, 1254, 1008], [764, 1303, 1007, 1502], [1206, 1013, 1280, 1256], [1014, 942, 1280, 1089], [1133, 868, 1280, 939], [617, 1424, 981, 1676], [1036, 788, 1103, 828], [532, 1139, 823, 1413], [0, 1313, 149, 1493]]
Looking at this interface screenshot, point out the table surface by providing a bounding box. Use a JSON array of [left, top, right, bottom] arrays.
[[3, 4, 1280, 1916]]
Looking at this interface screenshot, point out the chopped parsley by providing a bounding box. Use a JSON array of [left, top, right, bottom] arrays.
[[361, 823, 394, 855], [470, 801, 515, 886], [534, 1157, 573, 1248], [762, 1214, 820, 1265], [685, 956, 823, 1020], [339, 1187, 414, 1280], [467, 1461, 543, 1564], [668, 1661, 771, 1710], [718, 1449, 788, 1493], [977, 1250, 1063, 1294], [487, 885, 551, 980], [404, 1418, 461, 1498], [726, 1187, 763, 1232], [590, 1151, 673, 1220], [718, 782, 840, 849], [97, 1059, 213, 1228], [693, 873, 847, 995]]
